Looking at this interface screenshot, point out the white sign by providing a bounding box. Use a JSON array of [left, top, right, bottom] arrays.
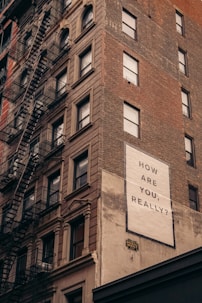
[[125, 144, 174, 246]]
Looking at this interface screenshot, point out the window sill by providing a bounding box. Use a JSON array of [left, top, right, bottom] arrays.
[[44, 142, 65, 160], [68, 122, 93, 142], [47, 92, 68, 109], [65, 183, 90, 202], [40, 201, 61, 217], [74, 22, 96, 44], [52, 46, 71, 65], [71, 68, 95, 89]]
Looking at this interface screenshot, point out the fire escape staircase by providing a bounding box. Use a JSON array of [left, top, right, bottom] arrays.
[[0, 10, 51, 300]]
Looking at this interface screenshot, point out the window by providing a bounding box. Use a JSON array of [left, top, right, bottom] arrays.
[[70, 217, 84, 260], [14, 108, 24, 130], [23, 31, 32, 52], [42, 233, 54, 264], [77, 96, 90, 130], [0, 93, 3, 115], [0, 260, 3, 285], [56, 69, 67, 97], [178, 49, 187, 75], [66, 288, 82, 303], [62, 0, 71, 10], [60, 28, 69, 51], [47, 170, 60, 206], [73, 151, 88, 190], [52, 118, 64, 148], [181, 88, 191, 118], [30, 136, 40, 157], [16, 248, 27, 284], [82, 5, 93, 30], [185, 136, 194, 167], [176, 10, 184, 35], [124, 102, 140, 137], [20, 69, 28, 88], [123, 52, 138, 85], [189, 185, 199, 211], [122, 9, 137, 39], [79, 47, 92, 77], [23, 188, 35, 212]]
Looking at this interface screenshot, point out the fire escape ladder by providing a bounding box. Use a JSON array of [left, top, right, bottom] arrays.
[[0, 10, 51, 298]]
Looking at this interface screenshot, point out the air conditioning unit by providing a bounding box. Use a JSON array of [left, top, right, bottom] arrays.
[[39, 262, 53, 272]]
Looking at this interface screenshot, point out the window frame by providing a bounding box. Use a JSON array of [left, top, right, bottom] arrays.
[[181, 88, 191, 118], [70, 216, 85, 261], [76, 95, 90, 131], [123, 52, 139, 85], [184, 135, 195, 167], [62, 0, 72, 11], [42, 232, 55, 264], [82, 5, 93, 31], [79, 46, 92, 78], [176, 10, 184, 36], [122, 8, 137, 39], [56, 69, 67, 98], [123, 102, 140, 138], [23, 187, 35, 213], [73, 150, 88, 191], [188, 185, 199, 211], [178, 48, 188, 75], [60, 28, 70, 51], [52, 117, 64, 148], [16, 248, 27, 284], [47, 170, 60, 206]]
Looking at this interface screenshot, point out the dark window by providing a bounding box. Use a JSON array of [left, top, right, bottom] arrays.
[[52, 118, 64, 148], [66, 288, 82, 303], [47, 170, 60, 206], [14, 107, 24, 130], [23, 188, 35, 212], [189, 185, 199, 211], [0, 260, 3, 285], [77, 96, 90, 130], [176, 10, 184, 35], [122, 9, 137, 39], [79, 47, 92, 77], [30, 136, 40, 157], [60, 28, 69, 51], [70, 217, 84, 260], [0, 93, 3, 115], [185, 136, 194, 167], [82, 5, 93, 30], [181, 88, 191, 118], [23, 31, 32, 52], [20, 69, 28, 88], [0, 55, 7, 86], [42, 233, 54, 264], [16, 248, 27, 284], [73, 151, 88, 190], [56, 69, 67, 97]]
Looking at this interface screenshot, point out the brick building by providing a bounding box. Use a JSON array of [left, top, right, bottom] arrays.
[[0, 0, 201, 302]]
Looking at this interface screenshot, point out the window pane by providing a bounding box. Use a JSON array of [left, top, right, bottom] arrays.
[[185, 137, 192, 153], [80, 50, 92, 76], [78, 99, 90, 130], [122, 10, 136, 39], [82, 6, 93, 29], [124, 119, 139, 137]]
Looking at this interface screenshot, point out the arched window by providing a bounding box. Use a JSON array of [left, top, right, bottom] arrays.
[[82, 5, 93, 30], [60, 28, 69, 51]]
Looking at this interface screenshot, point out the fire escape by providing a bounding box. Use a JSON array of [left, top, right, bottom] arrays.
[[0, 8, 51, 302]]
